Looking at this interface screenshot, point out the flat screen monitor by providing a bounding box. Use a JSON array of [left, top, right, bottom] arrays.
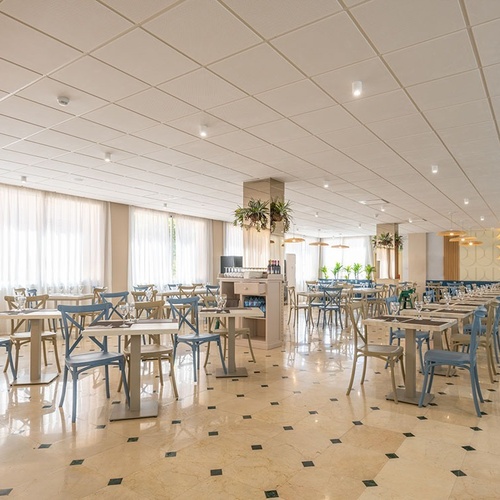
[[220, 255, 243, 273]]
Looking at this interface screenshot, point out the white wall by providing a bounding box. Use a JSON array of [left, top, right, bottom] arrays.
[[427, 233, 444, 280]]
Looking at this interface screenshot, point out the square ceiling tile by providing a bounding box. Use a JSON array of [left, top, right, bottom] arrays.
[[473, 18, 500, 66], [133, 124, 195, 148], [223, 0, 341, 38], [367, 114, 431, 140], [408, 70, 485, 110], [18, 77, 107, 116], [160, 68, 245, 110], [439, 121, 498, 147], [243, 145, 294, 164], [0, 133, 19, 148], [273, 12, 375, 76], [55, 152, 106, 168], [291, 106, 358, 135], [387, 132, 443, 153], [352, 0, 465, 53], [256, 79, 335, 117], [464, 0, 500, 25], [320, 125, 378, 149], [29, 129, 92, 151], [0, 115, 42, 138], [119, 88, 197, 123], [277, 135, 331, 157], [174, 140, 230, 160], [0, 14, 80, 74], [0, 59, 40, 94], [425, 99, 493, 130], [209, 44, 303, 95], [51, 56, 148, 102], [83, 104, 158, 134], [53, 117, 123, 143], [384, 31, 477, 87], [144, 0, 260, 65], [484, 63, 500, 97], [314, 57, 400, 104], [5, 140, 66, 159], [93, 28, 198, 86], [209, 97, 281, 129], [1, 0, 132, 51], [167, 112, 237, 138], [208, 130, 267, 152], [145, 148, 197, 166], [344, 89, 417, 124], [102, 135, 163, 155], [247, 119, 309, 143]]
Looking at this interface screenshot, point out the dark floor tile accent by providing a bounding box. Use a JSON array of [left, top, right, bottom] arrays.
[[282, 376, 288, 379], [127, 437, 138, 442], [446, 382, 454, 385], [252, 444, 263, 450], [254, 371, 261, 373], [417, 416, 427, 420], [451, 470, 467, 477], [210, 469, 222, 476], [363, 480, 377, 487], [330, 438, 342, 444], [488, 388, 496, 392], [484, 399, 492, 402], [261, 384, 269, 388], [293, 391, 301, 394], [370, 406, 380, 410], [266, 355, 271, 357], [108, 478, 123, 486], [352, 421, 363, 426], [243, 415, 252, 419], [111, 401, 120, 405], [302, 461, 315, 467], [270, 401, 279, 405], [386, 453, 398, 459], [165, 451, 177, 457], [481, 411, 488, 415], [265, 490, 279, 498], [208, 406, 216, 410], [283, 426, 293, 431], [208, 431, 219, 436], [429, 402, 438, 406], [438, 391, 446, 395], [42, 405, 51, 409], [172, 420, 181, 424], [374, 371, 381, 374], [313, 381, 320, 384], [273, 364, 279, 367], [207, 387, 214, 390], [232, 378, 238, 382], [330, 398, 338, 401], [470, 427, 482, 431], [462, 445, 475, 451], [96, 425, 106, 429], [309, 411, 318, 414], [403, 432, 415, 437], [70, 459, 84, 465], [38, 444, 51, 449], [0, 489, 13, 496], [237, 394, 245, 398]]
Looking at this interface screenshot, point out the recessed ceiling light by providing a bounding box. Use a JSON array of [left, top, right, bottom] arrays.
[[199, 125, 208, 138], [408, 218, 413, 223], [431, 164, 439, 174], [359, 200, 366, 205], [464, 198, 469, 205], [352, 81, 362, 97], [323, 182, 329, 188], [480, 215, 485, 221], [380, 206, 385, 212], [104, 152, 111, 163], [57, 96, 70, 106], [20, 175, 27, 185], [314, 212, 319, 218], [163, 203, 168, 209]]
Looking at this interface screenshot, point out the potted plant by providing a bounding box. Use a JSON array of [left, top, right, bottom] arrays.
[[372, 232, 394, 249], [270, 198, 293, 233], [332, 262, 343, 280], [344, 265, 352, 280], [352, 263, 362, 280], [364, 264, 376, 280], [233, 198, 269, 232], [320, 265, 329, 279], [394, 234, 404, 250]]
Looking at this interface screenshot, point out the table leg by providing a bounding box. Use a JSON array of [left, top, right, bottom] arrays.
[[110, 335, 158, 420], [12, 319, 58, 386], [216, 317, 248, 378]]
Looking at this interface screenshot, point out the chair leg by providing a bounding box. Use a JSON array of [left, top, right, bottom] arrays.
[[389, 359, 398, 404], [473, 364, 484, 403], [399, 354, 405, 382], [346, 354, 358, 396], [417, 340, 425, 373], [418, 366, 429, 407], [59, 367, 69, 407], [52, 338, 62, 373], [169, 355, 178, 399], [247, 335, 256, 363], [14, 343, 20, 374], [120, 360, 130, 406], [204, 342, 211, 368], [104, 365, 110, 399], [360, 357, 368, 385], [157, 357, 164, 385], [42, 340, 48, 367], [72, 371, 78, 423], [470, 366, 482, 418], [192, 345, 198, 382]]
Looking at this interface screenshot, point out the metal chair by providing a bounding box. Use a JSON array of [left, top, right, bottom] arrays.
[[0, 336, 16, 379]]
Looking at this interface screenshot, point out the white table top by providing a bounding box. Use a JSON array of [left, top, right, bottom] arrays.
[[48, 293, 94, 301], [0, 309, 61, 320], [83, 320, 178, 337], [364, 315, 456, 332], [199, 307, 263, 319]]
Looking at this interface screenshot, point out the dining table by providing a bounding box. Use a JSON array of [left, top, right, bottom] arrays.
[[364, 315, 456, 405], [199, 307, 263, 378], [48, 293, 94, 306], [83, 319, 178, 421], [0, 309, 61, 385]]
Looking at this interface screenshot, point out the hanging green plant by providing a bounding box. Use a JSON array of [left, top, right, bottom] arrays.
[[233, 198, 269, 232], [270, 198, 293, 233], [371, 232, 404, 250]]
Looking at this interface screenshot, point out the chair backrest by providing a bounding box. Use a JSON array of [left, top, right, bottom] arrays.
[[206, 284, 220, 296], [348, 301, 368, 350], [288, 286, 297, 307], [92, 287, 107, 304], [322, 287, 343, 307], [205, 285, 220, 307], [179, 285, 196, 298], [58, 303, 112, 356], [131, 289, 157, 302], [305, 281, 317, 292], [6, 294, 48, 334], [469, 306, 488, 361], [167, 283, 181, 290], [135, 300, 164, 320], [13, 287, 26, 296], [385, 296, 400, 315], [27, 288, 37, 296], [168, 297, 199, 334], [423, 289, 435, 302], [100, 291, 129, 318]]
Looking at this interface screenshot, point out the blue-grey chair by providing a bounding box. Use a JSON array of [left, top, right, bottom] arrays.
[[168, 296, 226, 382], [419, 306, 487, 417], [316, 286, 343, 328], [0, 337, 16, 379], [58, 303, 130, 423], [385, 296, 430, 371], [100, 291, 129, 351]]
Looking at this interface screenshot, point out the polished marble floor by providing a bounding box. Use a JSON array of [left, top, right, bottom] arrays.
[[1, 311, 500, 499]]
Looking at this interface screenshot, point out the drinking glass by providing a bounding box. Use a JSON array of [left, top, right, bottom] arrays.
[[127, 303, 136, 324], [14, 294, 26, 311], [415, 300, 423, 320], [444, 292, 451, 310], [145, 287, 153, 301], [423, 295, 431, 310], [216, 294, 227, 311], [119, 303, 129, 326], [78, 284, 84, 294], [390, 301, 399, 322]]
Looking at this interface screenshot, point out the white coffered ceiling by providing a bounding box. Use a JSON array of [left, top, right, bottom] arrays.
[[0, 0, 499, 237]]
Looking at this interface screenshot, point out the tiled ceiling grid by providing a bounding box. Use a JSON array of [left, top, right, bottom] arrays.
[[0, 0, 499, 237]]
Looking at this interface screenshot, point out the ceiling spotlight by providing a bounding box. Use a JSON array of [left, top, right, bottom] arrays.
[[358, 223, 362, 229], [480, 215, 485, 221], [408, 218, 413, 223], [20, 175, 27, 185], [352, 80, 363, 97], [199, 125, 208, 138], [314, 212, 319, 218], [163, 203, 168, 209], [431, 164, 439, 174], [380, 206, 385, 212], [323, 182, 329, 188], [57, 96, 70, 106], [104, 152, 112, 163], [464, 198, 469, 205]]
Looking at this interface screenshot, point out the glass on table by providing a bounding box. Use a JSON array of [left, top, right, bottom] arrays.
[[118, 303, 129, 326], [216, 293, 227, 311], [415, 300, 423, 320], [127, 303, 136, 324], [423, 294, 431, 310], [389, 301, 400, 322], [14, 294, 26, 311]]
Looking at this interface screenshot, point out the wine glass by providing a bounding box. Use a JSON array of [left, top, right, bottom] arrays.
[[423, 294, 431, 310], [78, 284, 84, 294], [119, 303, 129, 326], [14, 294, 26, 311], [145, 287, 153, 301], [216, 294, 227, 311], [390, 301, 399, 322], [444, 292, 451, 310], [415, 300, 423, 320], [127, 303, 136, 324]]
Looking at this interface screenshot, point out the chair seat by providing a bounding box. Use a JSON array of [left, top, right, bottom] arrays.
[[124, 343, 173, 357], [11, 330, 56, 341], [361, 344, 404, 356], [65, 351, 124, 367], [176, 332, 221, 342], [424, 349, 469, 365]]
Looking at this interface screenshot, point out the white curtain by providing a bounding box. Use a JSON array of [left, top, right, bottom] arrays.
[[223, 222, 243, 257], [129, 207, 173, 288], [321, 236, 374, 278], [243, 228, 270, 268], [0, 184, 107, 299], [174, 214, 212, 284], [285, 236, 320, 291]]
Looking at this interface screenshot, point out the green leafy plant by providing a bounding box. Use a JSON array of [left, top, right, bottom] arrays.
[[352, 263, 363, 279], [332, 262, 343, 279], [344, 265, 352, 280], [364, 264, 376, 280], [372, 232, 394, 249], [320, 265, 329, 279], [233, 198, 269, 232], [394, 234, 404, 250], [270, 198, 293, 233]]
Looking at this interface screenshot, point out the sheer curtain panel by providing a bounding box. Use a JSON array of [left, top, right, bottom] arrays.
[[223, 222, 243, 257]]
